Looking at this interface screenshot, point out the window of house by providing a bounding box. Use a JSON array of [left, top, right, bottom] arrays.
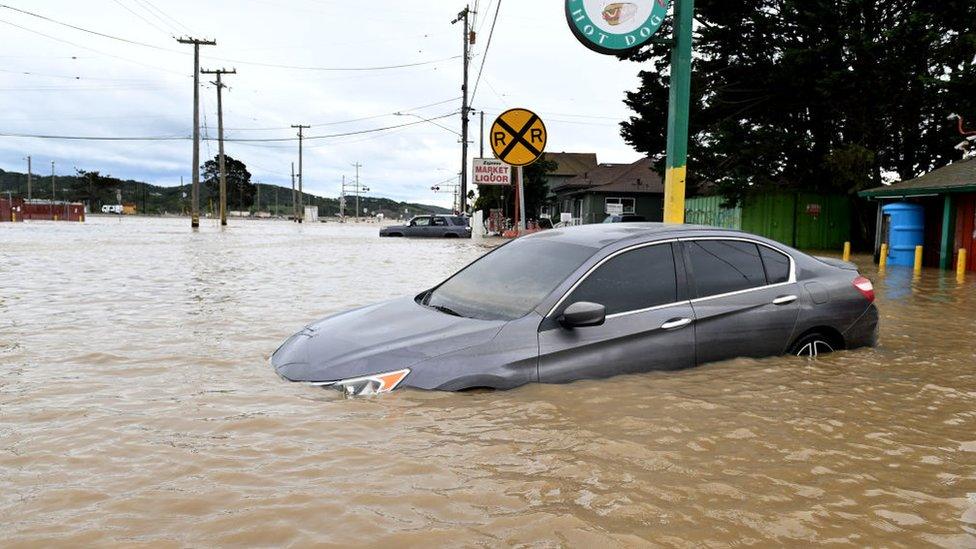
[[566, 244, 677, 315], [686, 240, 767, 298], [605, 197, 636, 214]]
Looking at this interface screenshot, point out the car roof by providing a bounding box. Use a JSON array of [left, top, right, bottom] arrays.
[[522, 222, 767, 250]]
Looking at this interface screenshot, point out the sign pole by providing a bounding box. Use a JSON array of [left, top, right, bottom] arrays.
[[663, 0, 694, 224], [517, 166, 526, 232]]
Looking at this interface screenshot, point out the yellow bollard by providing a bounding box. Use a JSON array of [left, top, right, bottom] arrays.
[[843, 241, 851, 262], [11, 212, 15, 222], [914, 245, 924, 274], [959, 249, 968, 281], [879, 243, 888, 272]]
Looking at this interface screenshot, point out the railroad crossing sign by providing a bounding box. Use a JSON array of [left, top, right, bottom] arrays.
[[490, 108, 547, 167]]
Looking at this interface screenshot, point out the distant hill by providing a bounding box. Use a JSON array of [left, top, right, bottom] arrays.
[[0, 169, 451, 218]]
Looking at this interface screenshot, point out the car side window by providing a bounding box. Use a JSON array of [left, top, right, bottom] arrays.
[[686, 240, 767, 297], [566, 244, 677, 316], [412, 217, 430, 226], [759, 246, 791, 284], [432, 217, 448, 226]]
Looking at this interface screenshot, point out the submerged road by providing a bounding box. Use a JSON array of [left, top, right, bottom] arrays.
[[1, 217, 975, 546]]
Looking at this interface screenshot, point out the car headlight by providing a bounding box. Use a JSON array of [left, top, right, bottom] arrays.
[[333, 368, 410, 396]]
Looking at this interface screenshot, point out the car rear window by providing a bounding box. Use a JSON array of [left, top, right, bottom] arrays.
[[567, 244, 677, 315], [759, 246, 791, 284], [686, 240, 767, 298]]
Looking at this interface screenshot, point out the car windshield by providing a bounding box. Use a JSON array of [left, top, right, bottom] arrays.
[[425, 238, 596, 321]]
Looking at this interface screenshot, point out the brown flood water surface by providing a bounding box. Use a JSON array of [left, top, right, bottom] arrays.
[[2, 217, 975, 546]]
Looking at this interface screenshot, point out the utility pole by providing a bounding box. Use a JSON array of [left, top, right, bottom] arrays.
[[201, 67, 236, 227], [51, 161, 55, 201], [291, 162, 297, 221], [274, 185, 279, 217], [255, 183, 260, 215], [663, 0, 694, 224], [177, 37, 217, 229], [452, 6, 473, 214], [25, 155, 31, 200], [291, 124, 310, 223], [480, 110, 485, 158], [340, 175, 346, 221], [352, 162, 363, 221]]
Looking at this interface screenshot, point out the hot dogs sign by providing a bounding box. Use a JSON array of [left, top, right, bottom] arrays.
[[565, 0, 670, 54]]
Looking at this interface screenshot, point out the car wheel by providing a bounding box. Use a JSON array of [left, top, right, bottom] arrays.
[[789, 333, 836, 357]]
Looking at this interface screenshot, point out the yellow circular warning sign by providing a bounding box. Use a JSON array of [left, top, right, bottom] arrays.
[[490, 108, 547, 167]]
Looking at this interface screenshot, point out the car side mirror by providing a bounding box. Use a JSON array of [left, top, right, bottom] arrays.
[[559, 302, 606, 328]]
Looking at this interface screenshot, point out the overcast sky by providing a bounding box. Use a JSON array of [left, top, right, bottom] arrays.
[[0, 0, 647, 207]]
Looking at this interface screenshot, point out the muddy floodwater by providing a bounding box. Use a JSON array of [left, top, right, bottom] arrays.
[[2, 217, 975, 547]]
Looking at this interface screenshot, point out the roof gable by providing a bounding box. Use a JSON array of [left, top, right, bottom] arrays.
[[551, 157, 663, 195], [860, 158, 976, 197]]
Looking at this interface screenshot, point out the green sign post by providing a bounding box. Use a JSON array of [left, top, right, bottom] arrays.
[[566, 0, 694, 224]]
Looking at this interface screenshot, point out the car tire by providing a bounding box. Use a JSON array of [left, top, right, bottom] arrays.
[[386, 233, 403, 237], [788, 333, 836, 358]]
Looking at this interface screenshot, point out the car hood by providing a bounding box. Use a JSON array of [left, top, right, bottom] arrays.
[[271, 296, 505, 382]]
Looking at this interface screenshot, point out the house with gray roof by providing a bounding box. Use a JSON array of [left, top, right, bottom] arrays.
[[860, 158, 976, 271]]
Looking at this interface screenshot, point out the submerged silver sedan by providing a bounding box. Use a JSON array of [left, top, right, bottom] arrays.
[[272, 224, 879, 395]]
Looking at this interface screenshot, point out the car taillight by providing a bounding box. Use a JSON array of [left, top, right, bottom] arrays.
[[853, 276, 875, 303]]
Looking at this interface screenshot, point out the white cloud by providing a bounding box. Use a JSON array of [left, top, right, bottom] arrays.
[[0, 0, 648, 208]]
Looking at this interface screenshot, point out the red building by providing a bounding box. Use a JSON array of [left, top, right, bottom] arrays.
[[0, 198, 85, 223]]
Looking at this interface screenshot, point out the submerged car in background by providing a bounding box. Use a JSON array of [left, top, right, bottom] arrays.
[[379, 215, 471, 238], [273, 224, 879, 394]]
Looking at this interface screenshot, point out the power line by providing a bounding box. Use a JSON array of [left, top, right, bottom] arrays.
[[225, 112, 459, 142], [132, 0, 183, 35], [0, 18, 189, 76], [1, 6, 458, 73], [0, 132, 187, 140], [0, 112, 460, 143], [202, 54, 462, 72], [0, 67, 169, 82], [471, 0, 501, 104], [112, 0, 171, 36], [0, 3, 179, 51], [223, 97, 462, 131], [138, 0, 194, 35]]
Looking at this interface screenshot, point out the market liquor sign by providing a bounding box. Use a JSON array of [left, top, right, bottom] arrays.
[[566, 0, 670, 55], [473, 158, 513, 186]]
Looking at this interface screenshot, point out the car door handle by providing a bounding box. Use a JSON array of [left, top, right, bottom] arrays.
[[772, 295, 798, 305], [661, 318, 693, 330]]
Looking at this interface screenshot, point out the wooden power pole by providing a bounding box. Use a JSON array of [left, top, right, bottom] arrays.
[[291, 124, 310, 223], [452, 6, 473, 214], [291, 162, 297, 221], [201, 67, 236, 226], [177, 36, 216, 228]]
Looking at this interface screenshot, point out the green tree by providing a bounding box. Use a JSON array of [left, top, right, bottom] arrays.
[[620, 0, 976, 243], [202, 155, 254, 212], [73, 170, 122, 208]]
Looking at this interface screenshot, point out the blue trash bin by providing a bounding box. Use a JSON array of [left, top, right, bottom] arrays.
[[882, 203, 924, 267]]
